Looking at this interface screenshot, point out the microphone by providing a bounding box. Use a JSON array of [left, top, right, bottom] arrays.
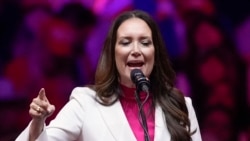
[[130, 69, 151, 141], [130, 69, 150, 93]]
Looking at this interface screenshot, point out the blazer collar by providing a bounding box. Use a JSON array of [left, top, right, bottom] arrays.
[[97, 101, 170, 141], [154, 104, 171, 141], [97, 100, 136, 141]]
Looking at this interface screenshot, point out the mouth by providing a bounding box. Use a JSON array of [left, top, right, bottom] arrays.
[[127, 61, 144, 67]]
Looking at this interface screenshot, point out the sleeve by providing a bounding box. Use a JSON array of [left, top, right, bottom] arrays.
[[15, 87, 85, 141], [185, 97, 202, 141], [15, 122, 49, 141]]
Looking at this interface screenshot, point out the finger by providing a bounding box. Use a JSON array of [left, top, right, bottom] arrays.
[[42, 89, 49, 102], [32, 97, 47, 108], [38, 88, 46, 101], [30, 103, 45, 115], [29, 107, 45, 120], [39, 88, 51, 104], [31, 100, 55, 116], [29, 108, 44, 120]]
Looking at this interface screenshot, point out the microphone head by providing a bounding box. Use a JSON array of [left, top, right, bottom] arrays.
[[130, 69, 150, 92]]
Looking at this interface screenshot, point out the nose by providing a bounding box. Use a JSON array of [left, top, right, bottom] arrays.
[[131, 43, 141, 57]]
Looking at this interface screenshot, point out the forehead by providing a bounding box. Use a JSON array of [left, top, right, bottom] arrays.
[[117, 17, 152, 37]]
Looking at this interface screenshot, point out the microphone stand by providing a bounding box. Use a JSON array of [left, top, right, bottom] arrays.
[[135, 89, 150, 141]]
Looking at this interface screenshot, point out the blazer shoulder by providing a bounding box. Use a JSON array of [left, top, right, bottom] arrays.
[[184, 97, 194, 112], [184, 97, 192, 105], [69, 87, 96, 102]]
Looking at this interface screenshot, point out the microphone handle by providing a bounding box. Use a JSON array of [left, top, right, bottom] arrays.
[[141, 84, 149, 93], [135, 90, 150, 141]]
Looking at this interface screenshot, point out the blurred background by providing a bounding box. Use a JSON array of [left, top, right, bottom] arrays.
[[0, 0, 250, 140]]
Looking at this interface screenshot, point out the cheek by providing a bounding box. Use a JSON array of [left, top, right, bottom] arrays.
[[144, 47, 155, 59]]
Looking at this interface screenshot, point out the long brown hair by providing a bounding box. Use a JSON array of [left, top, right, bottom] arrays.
[[91, 10, 194, 141]]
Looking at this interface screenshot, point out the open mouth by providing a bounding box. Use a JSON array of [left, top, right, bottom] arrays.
[[127, 61, 144, 67]]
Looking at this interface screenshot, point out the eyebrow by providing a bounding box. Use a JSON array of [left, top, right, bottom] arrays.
[[117, 36, 152, 40], [139, 36, 152, 40]]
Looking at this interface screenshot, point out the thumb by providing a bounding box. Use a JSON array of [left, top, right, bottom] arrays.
[[47, 104, 55, 113], [46, 104, 55, 117]]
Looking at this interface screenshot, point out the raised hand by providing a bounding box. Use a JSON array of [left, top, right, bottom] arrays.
[[29, 88, 55, 121], [28, 88, 55, 141]]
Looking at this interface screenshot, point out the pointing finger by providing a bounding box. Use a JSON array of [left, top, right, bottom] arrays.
[[38, 88, 48, 102]]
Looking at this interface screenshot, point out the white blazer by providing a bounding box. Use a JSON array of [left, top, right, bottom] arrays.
[[16, 87, 202, 141]]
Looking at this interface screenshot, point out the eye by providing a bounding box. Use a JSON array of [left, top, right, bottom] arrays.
[[141, 39, 152, 46], [119, 39, 130, 46]]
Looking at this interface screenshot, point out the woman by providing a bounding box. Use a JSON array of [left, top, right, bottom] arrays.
[[16, 10, 201, 141]]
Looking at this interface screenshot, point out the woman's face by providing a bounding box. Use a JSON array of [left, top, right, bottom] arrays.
[[115, 17, 155, 87]]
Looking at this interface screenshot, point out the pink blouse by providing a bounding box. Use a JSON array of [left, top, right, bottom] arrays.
[[119, 84, 155, 141]]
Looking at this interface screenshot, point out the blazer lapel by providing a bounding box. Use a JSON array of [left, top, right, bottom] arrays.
[[97, 100, 136, 141], [154, 105, 170, 141]]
